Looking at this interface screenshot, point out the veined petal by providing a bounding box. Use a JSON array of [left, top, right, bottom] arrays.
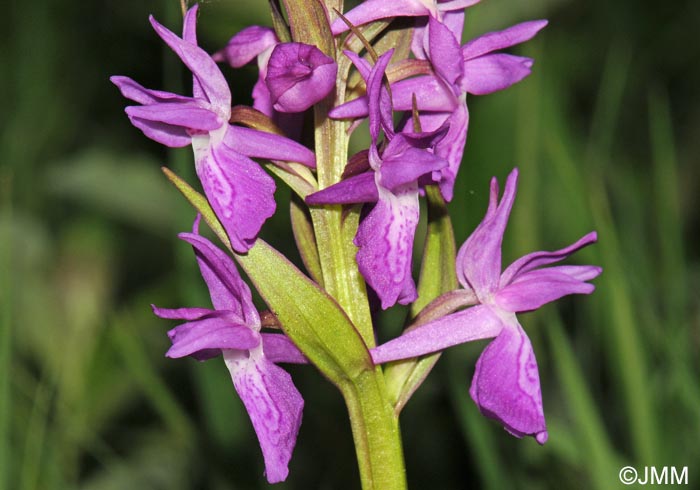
[[110, 76, 194, 105], [266, 43, 337, 113], [149, 14, 231, 111], [426, 16, 464, 87], [125, 103, 222, 131], [355, 186, 419, 309], [305, 172, 378, 205], [469, 319, 547, 444], [262, 333, 309, 364], [224, 125, 316, 168], [495, 268, 599, 312], [460, 53, 534, 95], [462, 20, 548, 60], [127, 115, 192, 147], [500, 231, 598, 285], [456, 168, 518, 295], [166, 317, 260, 359], [331, 0, 430, 35], [151, 304, 212, 321], [371, 305, 503, 363], [178, 227, 260, 325], [193, 137, 276, 254], [225, 351, 304, 483], [213, 26, 278, 68]]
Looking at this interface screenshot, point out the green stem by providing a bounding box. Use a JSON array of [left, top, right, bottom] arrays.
[[341, 369, 407, 489]]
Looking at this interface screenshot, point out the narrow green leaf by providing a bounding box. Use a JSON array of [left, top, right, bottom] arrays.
[[263, 161, 317, 198], [290, 194, 324, 285], [235, 239, 373, 385], [0, 169, 12, 489], [163, 166, 372, 384], [384, 185, 458, 412]]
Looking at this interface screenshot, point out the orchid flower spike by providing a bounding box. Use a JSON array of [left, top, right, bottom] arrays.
[[371, 168, 601, 443], [307, 49, 449, 309], [331, 16, 546, 201], [152, 216, 307, 483], [111, 5, 315, 253]]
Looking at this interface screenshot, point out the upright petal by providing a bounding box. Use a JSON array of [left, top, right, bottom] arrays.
[[181, 5, 206, 101], [355, 186, 420, 309], [125, 103, 222, 131], [456, 169, 518, 295], [178, 227, 259, 324], [433, 99, 468, 201], [149, 14, 231, 112], [366, 50, 395, 143], [111, 76, 194, 105], [426, 16, 463, 88], [127, 115, 192, 147], [193, 136, 276, 254], [371, 305, 503, 363], [225, 350, 304, 483], [469, 319, 548, 444]]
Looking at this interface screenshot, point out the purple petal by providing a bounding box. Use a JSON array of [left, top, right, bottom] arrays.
[[371, 305, 503, 363], [329, 96, 370, 120], [125, 103, 222, 131], [500, 232, 598, 285], [391, 76, 458, 112], [460, 53, 534, 95], [262, 333, 309, 364], [127, 115, 192, 147], [456, 168, 518, 295], [379, 146, 447, 192], [266, 43, 337, 113], [355, 188, 419, 309], [366, 50, 395, 143], [331, 0, 430, 35], [151, 305, 212, 321], [495, 267, 599, 312], [225, 352, 304, 483], [462, 20, 548, 60], [426, 16, 464, 87], [431, 100, 468, 201], [166, 317, 260, 359], [213, 26, 278, 67], [111, 76, 194, 105], [181, 5, 206, 101], [306, 172, 378, 205], [224, 125, 316, 168], [193, 137, 276, 253], [178, 224, 260, 325], [149, 14, 231, 111], [469, 320, 548, 444]]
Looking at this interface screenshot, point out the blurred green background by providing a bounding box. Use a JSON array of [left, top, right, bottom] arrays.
[[2, 0, 698, 488]]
